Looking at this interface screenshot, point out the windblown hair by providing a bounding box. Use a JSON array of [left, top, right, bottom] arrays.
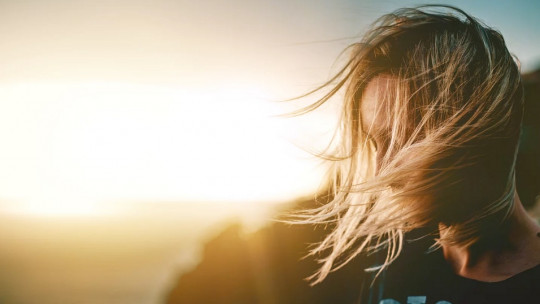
[[293, 5, 524, 284]]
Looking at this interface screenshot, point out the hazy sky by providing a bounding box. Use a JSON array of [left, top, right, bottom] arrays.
[[0, 0, 538, 214], [1, 0, 538, 85]]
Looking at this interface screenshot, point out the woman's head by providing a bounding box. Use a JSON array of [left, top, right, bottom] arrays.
[[299, 5, 524, 283]]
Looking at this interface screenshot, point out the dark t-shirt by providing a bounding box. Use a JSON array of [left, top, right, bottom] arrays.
[[360, 238, 540, 304]]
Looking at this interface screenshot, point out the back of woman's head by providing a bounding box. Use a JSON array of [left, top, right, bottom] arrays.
[[297, 5, 524, 284]]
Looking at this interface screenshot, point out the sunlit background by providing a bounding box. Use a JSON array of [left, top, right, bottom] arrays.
[[0, 0, 539, 303]]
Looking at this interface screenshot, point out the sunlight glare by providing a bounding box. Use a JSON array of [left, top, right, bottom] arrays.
[[0, 82, 324, 216]]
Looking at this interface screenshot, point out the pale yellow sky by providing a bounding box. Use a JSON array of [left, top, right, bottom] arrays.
[[0, 0, 347, 214], [0, 0, 538, 216], [0, 81, 337, 215], [0, 0, 357, 85]]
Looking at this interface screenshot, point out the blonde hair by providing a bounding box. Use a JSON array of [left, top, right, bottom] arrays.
[[293, 5, 524, 284]]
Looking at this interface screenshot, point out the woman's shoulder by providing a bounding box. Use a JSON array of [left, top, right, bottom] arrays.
[[372, 234, 540, 304]]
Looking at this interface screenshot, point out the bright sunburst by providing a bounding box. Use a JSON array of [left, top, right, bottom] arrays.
[[0, 82, 326, 216]]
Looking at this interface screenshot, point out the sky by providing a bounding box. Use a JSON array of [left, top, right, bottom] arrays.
[[0, 0, 539, 216], [0, 1, 539, 302]]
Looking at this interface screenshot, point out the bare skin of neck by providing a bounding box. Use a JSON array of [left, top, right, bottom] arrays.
[[441, 191, 540, 282]]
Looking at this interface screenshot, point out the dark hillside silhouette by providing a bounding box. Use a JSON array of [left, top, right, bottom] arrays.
[[166, 199, 374, 304], [516, 68, 540, 209]]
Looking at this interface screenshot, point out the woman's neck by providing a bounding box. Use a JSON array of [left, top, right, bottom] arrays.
[[441, 192, 540, 282]]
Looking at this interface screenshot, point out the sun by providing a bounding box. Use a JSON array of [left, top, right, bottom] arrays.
[[0, 82, 326, 217]]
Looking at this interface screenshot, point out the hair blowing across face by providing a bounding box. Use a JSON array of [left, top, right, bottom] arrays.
[[292, 5, 524, 284]]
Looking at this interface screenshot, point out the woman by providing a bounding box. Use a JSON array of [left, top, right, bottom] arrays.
[[295, 5, 540, 303]]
